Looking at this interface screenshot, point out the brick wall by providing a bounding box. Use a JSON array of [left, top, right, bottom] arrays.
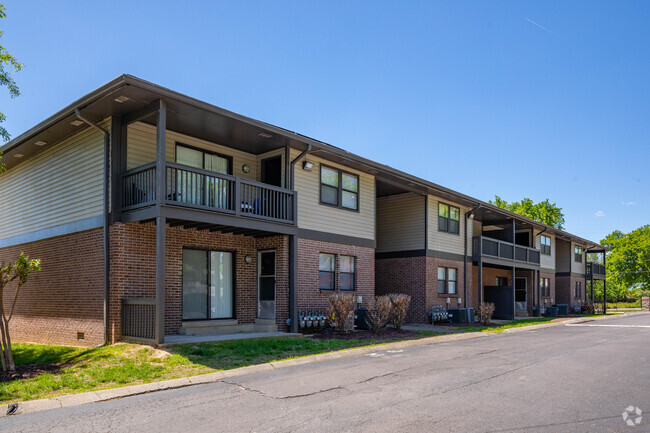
[[376, 257, 426, 322], [110, 222, 289, 340], [375, 256, 470, 323], [297, 238, 374, 312], [0, 229, 104, 346], [555, 274, 586, 306]]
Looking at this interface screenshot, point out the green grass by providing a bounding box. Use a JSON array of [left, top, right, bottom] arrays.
[[455, 317, 556, 333], [0, 332, 443, 404]]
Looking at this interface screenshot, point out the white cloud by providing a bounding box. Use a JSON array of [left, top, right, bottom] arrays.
[[595, 210, 606, 217], [622, 201, 636, 206]]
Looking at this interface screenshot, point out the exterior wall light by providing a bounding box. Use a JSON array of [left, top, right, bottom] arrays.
[[302, 161, 314, 171], [244, 255, 253, 264], [241, 164, 251, 174]]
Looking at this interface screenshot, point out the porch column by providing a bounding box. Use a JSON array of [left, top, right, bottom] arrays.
[[289, 234, 298, 333], [512, 264, 517, 320], [535, 269, 541, 317], [477, 257, 483, 306], [155, 101, 166, 344], [603, 252, 607, 315]]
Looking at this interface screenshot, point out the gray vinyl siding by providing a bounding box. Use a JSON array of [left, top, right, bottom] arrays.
[[427, 195, 472, 256], [376, 193, 425, 252], [292, 150, 375, 240], [572, 242, 586, 275], [0, 119, 108, 241], [535, 233, 556, 270], [126, 122, 258, 181]]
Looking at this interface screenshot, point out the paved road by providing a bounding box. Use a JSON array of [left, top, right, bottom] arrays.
[[2, 314, 649, 433]]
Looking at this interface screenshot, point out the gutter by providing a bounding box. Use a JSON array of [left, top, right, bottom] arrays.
[[74, 109, 110, 347], [464, 204, 481, 308]]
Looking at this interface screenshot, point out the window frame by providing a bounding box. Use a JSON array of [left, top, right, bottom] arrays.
[[574, 245, 583, 262], [319, 164, 360, 212], [339, 255, 356, 291], [438, 202, 460, 235], [181, 247, 237, 321], [437, 267, 458, 295], [318, 253, 336, 291], [175, 142, 233, 175], [539, 277, 550, 297], [540, 235, 551, 256], [574, 281, 582, 298]]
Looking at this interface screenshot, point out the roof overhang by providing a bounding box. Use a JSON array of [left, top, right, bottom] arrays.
[[1, 74, 607, 250]]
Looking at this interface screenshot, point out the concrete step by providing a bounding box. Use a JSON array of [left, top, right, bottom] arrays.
[[179, 319, 278, 336]]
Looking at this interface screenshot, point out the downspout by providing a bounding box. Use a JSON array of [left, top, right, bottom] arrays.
[[464, 204, 481, 308], [288, 144, 311, 333], [75, 109, 110, 347], [289, 143, 312, 189]]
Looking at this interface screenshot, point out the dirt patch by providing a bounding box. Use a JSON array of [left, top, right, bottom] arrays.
[[0, 363, 64, 383], [310, 328, 423, 341]]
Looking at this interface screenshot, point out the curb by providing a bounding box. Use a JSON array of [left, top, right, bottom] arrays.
[[2, 312, 644, 417]]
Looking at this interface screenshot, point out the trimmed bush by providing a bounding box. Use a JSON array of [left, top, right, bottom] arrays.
[[366, 296, 392, 332], [388, 293, 411, 330], [328, 292, 356, 333], [477, 302, 495, 325]]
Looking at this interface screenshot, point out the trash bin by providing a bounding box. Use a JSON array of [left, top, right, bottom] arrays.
[[556, 304, 569, 316], [465, 308, 475, 323], [355, 308, 370, 330]]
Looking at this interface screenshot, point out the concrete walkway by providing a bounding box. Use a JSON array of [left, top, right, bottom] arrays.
[[161, 331, 301, 346]]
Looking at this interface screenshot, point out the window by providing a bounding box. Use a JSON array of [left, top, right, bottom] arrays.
[[574, 246, 583, 262], [541, 235, 551, 255], [438, 267, 457, 294], [438, 203, 460, 234], [182, 249, 233, 320], [320, 165, 359, 210], [574, 281, 582, 298], [540, 278, 550, 297], [496, 277, 508, 287], [339, 256, 356, 291], [176, 144, 231, 174], [318, 254, 336, 290]]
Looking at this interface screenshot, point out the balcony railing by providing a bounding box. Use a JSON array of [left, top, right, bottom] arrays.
[[122, 162, 296, 225], [586, 262, 606, 278], [473, 236, 541, 265]]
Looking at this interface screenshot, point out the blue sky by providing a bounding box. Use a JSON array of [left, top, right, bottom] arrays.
[[1, 1, 648, 242]]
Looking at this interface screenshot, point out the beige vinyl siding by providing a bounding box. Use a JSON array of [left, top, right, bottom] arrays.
[[572, 242, 586, 274], [535, 233, 556, 270], [473, 219, 482, 238], [293, 151, 375, 240], [427, 195, 472, 256], [126, 122, 258, 181], [376, 193, 425, 252], [0, 120, 108, 240]]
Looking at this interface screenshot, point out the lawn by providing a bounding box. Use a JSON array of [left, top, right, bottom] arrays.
[[456, 317, 557, 333], [0, 332, 440, 404]]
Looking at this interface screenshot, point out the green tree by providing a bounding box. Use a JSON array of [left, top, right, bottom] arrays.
[[0, 3, 24, 173], [488, 195, 566, 229], [601, 225, 650, 295], [0, 253, 41, 371]]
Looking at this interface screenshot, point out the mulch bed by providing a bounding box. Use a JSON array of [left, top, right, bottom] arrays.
[[310, 328, 422, 341], [0, 363, 64, 383]]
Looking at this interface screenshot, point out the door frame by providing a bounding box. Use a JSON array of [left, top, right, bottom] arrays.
[[260, 155, 283, 187], [515, 276, 527, 310], [257, 249, 277, 320], [181, 247, 237, 321]]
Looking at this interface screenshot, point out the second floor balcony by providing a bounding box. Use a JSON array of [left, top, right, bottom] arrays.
[[121, 162, 297, 225], [473, 235, 541, 266], [586, 262, 606, 280]]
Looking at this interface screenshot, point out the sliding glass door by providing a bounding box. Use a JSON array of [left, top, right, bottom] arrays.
[[182, 249, 234, 320]]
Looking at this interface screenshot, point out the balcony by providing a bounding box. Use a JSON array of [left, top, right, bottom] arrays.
[[473, 236, 541, 266], [586, 262, 606, 280], [121, 162, 296, 225]]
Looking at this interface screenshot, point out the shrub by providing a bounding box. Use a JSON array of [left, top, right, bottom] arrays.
[[366, 296, 392, 332], [328, 292, 356, 333], [388, 293, 411, 330], [477, 303, 495, 325], [582, 301, 595, 315]]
